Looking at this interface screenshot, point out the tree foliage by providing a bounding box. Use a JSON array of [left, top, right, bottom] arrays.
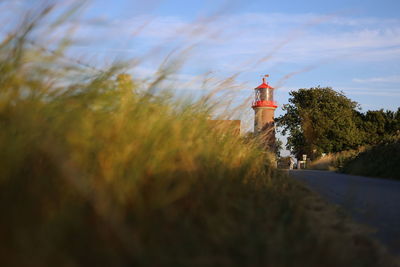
[[277, 87, 400, 159], [356, 108, 400, 145], [276, 87, 361, 158]]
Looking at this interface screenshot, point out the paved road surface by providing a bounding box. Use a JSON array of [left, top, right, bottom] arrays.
[[290, 170, 400, 254]]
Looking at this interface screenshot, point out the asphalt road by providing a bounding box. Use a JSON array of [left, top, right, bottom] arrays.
[[290, 170, 400, 255]]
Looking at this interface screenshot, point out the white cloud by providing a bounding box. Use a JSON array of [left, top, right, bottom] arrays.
[[61, 11, 400, 73], [346, 90, 400, 97], [352, 75, 400, 83]]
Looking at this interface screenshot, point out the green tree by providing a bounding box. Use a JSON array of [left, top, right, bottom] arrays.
[[356, 108, 400, 145], [276, 87, 361, 159]]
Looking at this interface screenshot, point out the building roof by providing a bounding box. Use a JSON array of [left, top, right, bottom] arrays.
[[256, 81, 274, 89], [255, 77, 274, 89], [255, 83, 274, 89]]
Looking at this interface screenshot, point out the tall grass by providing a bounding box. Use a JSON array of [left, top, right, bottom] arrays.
[[308, 148, 364, 171], [0, 3, 398, 266]]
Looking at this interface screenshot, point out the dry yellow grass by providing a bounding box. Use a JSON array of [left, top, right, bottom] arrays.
[[0, 3, 398, 266]]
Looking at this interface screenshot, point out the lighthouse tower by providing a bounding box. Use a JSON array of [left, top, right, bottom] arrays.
[[252, 75, 278, 151]]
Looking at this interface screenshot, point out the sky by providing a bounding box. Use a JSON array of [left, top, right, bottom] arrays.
[[3, 0, 400, 154], [74, 0, 400, 111]]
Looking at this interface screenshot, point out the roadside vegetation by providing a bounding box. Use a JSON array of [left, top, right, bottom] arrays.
[[340, 139, 400, 179], [277, 87, 400, 179], [1, 3, 398, 266], [307, 137, 400, 180], [307, 149, 363, 171], [277, 87, 400, 160]]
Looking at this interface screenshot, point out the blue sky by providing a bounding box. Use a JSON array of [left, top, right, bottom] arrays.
[[3, 0, 400, 153], [88, 0, 400, 18], [77, 0, 400, 110]]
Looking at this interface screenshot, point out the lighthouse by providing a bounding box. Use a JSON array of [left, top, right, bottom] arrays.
[[252, 75, 277, 151]]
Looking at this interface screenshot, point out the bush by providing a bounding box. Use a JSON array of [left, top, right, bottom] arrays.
[[340, 140, 400, 180]]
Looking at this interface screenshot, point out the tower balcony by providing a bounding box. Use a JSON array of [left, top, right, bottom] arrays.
[[252, 100, 278, 108]]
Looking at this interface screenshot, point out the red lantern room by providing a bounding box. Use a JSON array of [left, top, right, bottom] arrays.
[[252, 75, 278, 108]]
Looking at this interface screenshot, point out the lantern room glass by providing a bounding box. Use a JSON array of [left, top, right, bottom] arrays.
[[255, 88, 274, 102]]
